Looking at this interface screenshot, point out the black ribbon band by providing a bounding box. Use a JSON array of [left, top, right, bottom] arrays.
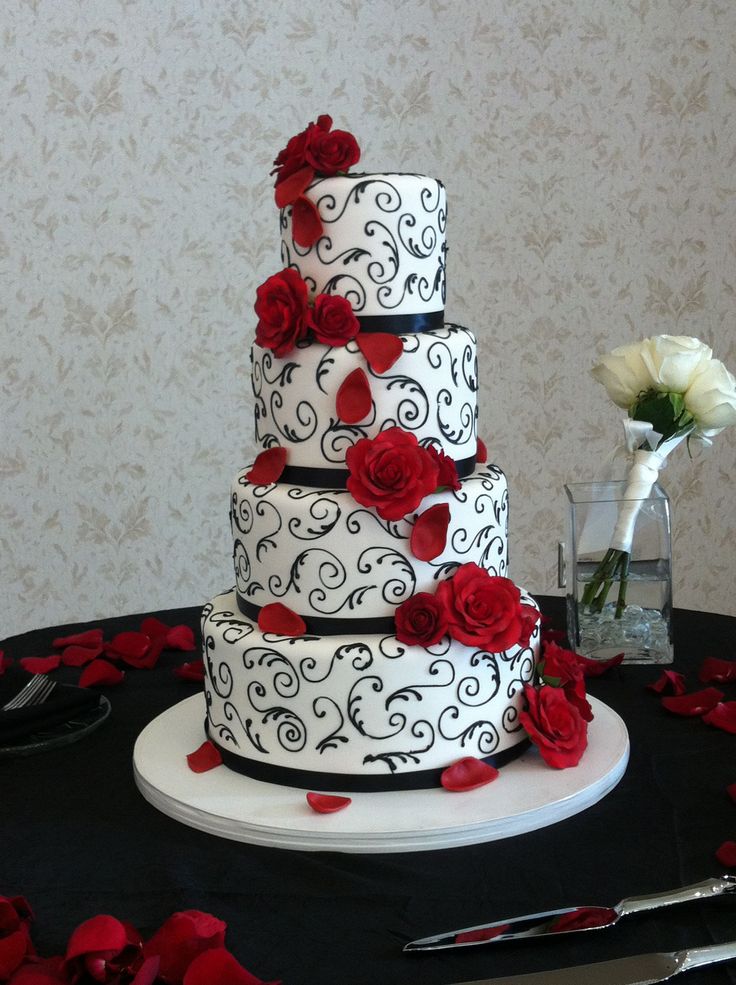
[[236, 593, 396, 636], [356, 310, 444, 334], [205, 722, 531, 792], [280, 454, 476, 489]]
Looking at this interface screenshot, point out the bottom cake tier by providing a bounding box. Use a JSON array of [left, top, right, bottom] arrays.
[[202, 589, 540, 791]]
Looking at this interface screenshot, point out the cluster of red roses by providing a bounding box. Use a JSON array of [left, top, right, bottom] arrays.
[[0, 901, 277, 985], [271, 114, 360, 247]]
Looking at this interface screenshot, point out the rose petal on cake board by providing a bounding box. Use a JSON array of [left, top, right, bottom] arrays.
[[187, 740, 223, 773], [79, 659, 125, 688], [410, 504, 450, 561], [699, 656, 736, 683], [476, 438, 488, 463], [291, 195, 323, 247], [246, 447, 288, 485], [441, 757, 499, 792], [174, 659, 206, 683], [257, 603, 307, 637], [61, 643, 104, 667], [661, 687, 724, 717], [19, 655, 61, 674], [702, 701, 736, 734], [52, 628, 104, 649], [306, 792, 352, 814], [647, 669, 687, 695], [336, 368, 372, 424], [355, 333, 404, 373], [716, 840, 736, 868]]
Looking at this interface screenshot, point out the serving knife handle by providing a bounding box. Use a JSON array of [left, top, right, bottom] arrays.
[[676, 939, 736, 974], [618, 875, 736, 917]]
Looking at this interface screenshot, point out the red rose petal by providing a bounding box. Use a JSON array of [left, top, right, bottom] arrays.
[[647, 670, 687, 695], [183, 947, 276, 985], [65, 914, 127, 963], [61, 643, 104, 667], [441, 756, 499, 792], [292, 194, 323, 247], [306, 792, 352, 813], [174, 660, 206, 682], [336, 367, 372, 424], [246, 447, 287, 485], [0, 929, 28, 980], [703, 701, 736, 734], [131, 956, 161, 985], [140, 616, 169, 640], [274, 164, 314, 209], [728, 782, 736, 804], [106, 631, 150, 660], [355, 333, 404, 374], [410, 504, 450, 561], [166, 625, 196, 651], [257, 603, 307, 637], [187, 740, 223, 773], [699, 656, 736, 684], [476, 438, 488, 463], [661, 687, 724, 717], [7, 956, 67, 984], [0, 651, 10, 675], [51, 629, 104, 649], [574, 651, 624, 677], [716, 840, 736, 867], [79, 659, 125, 688], [143, 911, 227, 984], [19, 655, 61, 674]]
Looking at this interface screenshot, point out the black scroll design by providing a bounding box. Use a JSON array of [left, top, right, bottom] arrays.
[[437, 392, 474, 446], [243, 648, 306, 753], [316, 178, 402, 226], [230, 491, 254, 539], [398, 211, 437, 260], [232, 539, 251, 590], [321, 274, 367, 312], [365, 220, 399, 285], [320, 419, 370, 464], [420, 181, 444, 214], [315, 349, 336, 395], [345, 507, 409, 542], [206, 607, 256, 647], [381, 374, 429, 431], [438, 706, 501, 755], [268, 389, 318, 444], [347, 676, 405, 740], [376, 273, 433, 311], [384, 659, 456, 708], [361, 721, 435, 772], [252, 499, 282, 562], [313, 697, 349, 754], [203, 637, 233, 701], [242, 647, 301, 699], [267, 547, 377, 616], [300, 641, 374, 684], [357, 547, 416, 606], [449, 521, 506, 572], [206, 699, 239, 748], [427, 337, 458, 385], [457, 652, 502, 707], [288, 496, 341, 541]]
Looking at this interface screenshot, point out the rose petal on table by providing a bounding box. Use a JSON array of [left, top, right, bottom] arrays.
[[166, 625, 196, 651], [64, 913, 128, 963], [0, 928, 28, 980], [336, 367, 372, 423], [106, 632, 160, 669], [661, 687, 724, 717], [410, 504, 450, 561], [183, 946, 278, 985], [699, 657, 736, 684], [140, 616, 170, 641], [574, 651, 625, 677], [79, 659, 125, 688], [716, 840, 736, 868], [130, 955, 161, 985], [702, 701, 736, 734], [0, 651, 10, 675], [257, 603, 307, 637], [356, 333, 403, 374], [246, 447, 287, 485], [441, 757, 499, 792], [61, 644, 104, 667], [6, 956, 67, 984], [647, 670, 687, 695], [306, 792, 351, 813], [51, 629, 104, 649], [728, 783, 736, 804], [187, 740, 223, 773], [143, 910, 227, 984], [476, 438, 488, 463], [174, 660, 205, 683], [19, 655, 61, 674]]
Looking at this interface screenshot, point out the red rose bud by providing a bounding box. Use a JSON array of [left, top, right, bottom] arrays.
[[356, 332, 404, 374], [291, 195, 324, 247], [186, 741, 223, 774], [254, 267, 310, 356], [436, 564, 528, 652], [258, 602, 307, 637], [426, 445, 461, 491], [345, 427, 440, 521], [395, 592, 449, 647], [440, 756, 499, 792], [410, 504, 450, 561], [246, 446, 288, 485], [309, 293, 359, 346], [306, 792, 352, 814], [661, 687, 724, 717], [519, 683, 588, 769], [336, 367, 373, 423], [476, 438, 488, 463]]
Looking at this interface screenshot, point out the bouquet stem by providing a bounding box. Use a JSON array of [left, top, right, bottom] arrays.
[[581, 547, 630, 617]]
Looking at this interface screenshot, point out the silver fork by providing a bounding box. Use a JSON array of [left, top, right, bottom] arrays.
[[2, 674, 56, 711]]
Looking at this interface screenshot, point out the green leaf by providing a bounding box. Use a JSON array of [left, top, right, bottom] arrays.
[[631, 390, 683, 442]]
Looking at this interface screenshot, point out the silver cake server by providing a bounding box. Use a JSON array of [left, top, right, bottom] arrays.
[[446, 939, 736, 985], [405, 875, 736, 951]]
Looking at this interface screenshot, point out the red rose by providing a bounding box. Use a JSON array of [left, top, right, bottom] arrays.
[[305, 127, 361, 175], [271, 114, 332, 189], [308, 294, 359, 346], [345, 427, 440, 521], [426, 446, 461, 491], [254, 268, 310, 357], [0, 895, 33, 981], [519, 682, 588, 768], [436, 564, 528, 651], [395, 592, 449, 647], [64, 914, 142, 984], [142, 911, 226, 985], [540, 640, 592, 722]]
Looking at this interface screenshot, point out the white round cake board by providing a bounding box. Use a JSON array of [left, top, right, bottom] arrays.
[[133, 694, 628, 854]]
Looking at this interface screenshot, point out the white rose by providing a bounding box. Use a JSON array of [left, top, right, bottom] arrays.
[[685, 358, 736, 429], [640, 335, 713, 393], [591, 341, 652, 409]]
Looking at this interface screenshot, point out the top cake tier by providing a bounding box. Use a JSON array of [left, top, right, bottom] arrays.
[[280, 173, 447, 331]]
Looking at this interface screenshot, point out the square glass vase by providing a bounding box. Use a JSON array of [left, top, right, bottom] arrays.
[[564, 480, 673, 665]]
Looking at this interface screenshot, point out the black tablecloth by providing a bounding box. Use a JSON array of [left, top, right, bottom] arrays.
[[2, 598, 735, 985]]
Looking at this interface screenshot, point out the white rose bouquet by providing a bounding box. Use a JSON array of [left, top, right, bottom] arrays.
[[584, 335, 736, 618]]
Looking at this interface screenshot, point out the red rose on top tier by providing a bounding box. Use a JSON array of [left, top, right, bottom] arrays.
[[437, 563, 536, 652], [346, 428, 440, 521], [306, 125, 361, 174], [272, 114, 360, 206], [254, 268, 309, 357], [308, 293, 359, 346]]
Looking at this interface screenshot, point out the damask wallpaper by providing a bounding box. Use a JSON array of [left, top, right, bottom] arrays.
[[2, 0, 735, 638]]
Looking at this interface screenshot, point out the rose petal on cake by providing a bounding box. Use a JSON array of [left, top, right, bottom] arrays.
[[187, 740, 223, 773], [647, 670, 687, 695], [306, 792, 352, 813], [19, 655, 61, 674], [699, 656, 736, 684], [336, 367, 372, 424], [246, 447, 288, 485], [291, 194, 323, 247], [661, 687, 724, 717], [61, 643, 104, 667], [716, 840, 736, 868], [79, 659, 125, 688], [52, 628, 104, 649], [274, 165, 314, 208], [476, 438, 488, 463], [410, 504, 450, 561], [166, 625, 196, 651], [174, 660, 205, 683], [702, 701, 736, 734], [258, 602, 307, 637], [355, 333, 404, 373], [441, 757, 499, 792]]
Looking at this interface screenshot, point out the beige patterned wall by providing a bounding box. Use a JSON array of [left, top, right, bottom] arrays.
[[2, 0, 735, 638]]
